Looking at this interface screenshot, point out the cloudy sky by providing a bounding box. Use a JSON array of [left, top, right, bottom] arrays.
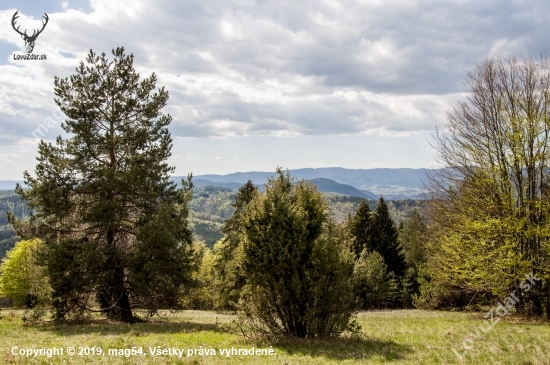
[[0, 0, 548, 179]]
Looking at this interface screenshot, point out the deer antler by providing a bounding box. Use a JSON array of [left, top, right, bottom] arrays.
[[31, 13, 49, 39], [11, 11, 27, 37], [11, 11, 49, 40]]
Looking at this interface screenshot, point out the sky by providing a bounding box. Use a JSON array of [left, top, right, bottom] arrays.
[[0, 0, 548, 180]]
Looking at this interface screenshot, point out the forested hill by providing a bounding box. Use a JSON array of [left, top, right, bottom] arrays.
[[187, 185, 421, 247], [0, 191, 34, 258], [0, 186, 421, 257], [191, 177, 377, 199]]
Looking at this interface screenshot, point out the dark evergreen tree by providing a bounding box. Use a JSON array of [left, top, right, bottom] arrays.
[[10, 48, 195, 322], [214, 180, 257, 309], [240, 168, 356, 338], [370, 197, 406, 277], [348, 200, 372, 259], [399, 209, 428, 306], [399, 209, 427, 268]]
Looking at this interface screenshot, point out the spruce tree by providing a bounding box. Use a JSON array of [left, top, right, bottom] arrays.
[[349, 200, 372, 259], [11, 48, 195, 321], [370, 197, 406, 277]]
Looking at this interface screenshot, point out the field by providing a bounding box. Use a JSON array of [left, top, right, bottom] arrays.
[[0, 310, 549, 364]]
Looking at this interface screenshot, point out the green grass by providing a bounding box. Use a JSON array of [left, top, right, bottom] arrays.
[[0, 309, 549, 364]]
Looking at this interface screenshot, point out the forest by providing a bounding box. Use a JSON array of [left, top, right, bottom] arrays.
[[0, 187, 420, 255]]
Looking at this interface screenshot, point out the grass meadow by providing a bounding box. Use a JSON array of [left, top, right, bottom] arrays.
[[0, 309, 549, 364]]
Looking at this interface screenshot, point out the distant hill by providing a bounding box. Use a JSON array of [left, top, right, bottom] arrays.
[[0, 185, 422, 254], [188, 167, 433, 199], [0, 181, 23, 191], [182, 177, 376, 199], [308, 178, 376, 199], [192, 179, 243, 191], [193, 168, 429, 185], [1, 168, 433, 200]]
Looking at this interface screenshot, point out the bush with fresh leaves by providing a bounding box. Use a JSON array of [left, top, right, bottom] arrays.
[[353, 249, 389, 310], [0, 239, 50, 308], [179, 241, 217, 310]]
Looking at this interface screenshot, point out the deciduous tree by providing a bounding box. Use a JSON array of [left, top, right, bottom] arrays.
[[428, 54, 550, 316], [0, 239, 49, 307]]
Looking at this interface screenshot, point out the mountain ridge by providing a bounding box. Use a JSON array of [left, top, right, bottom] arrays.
[[189, 167, 432, 199], [2, 168, 434, 199]]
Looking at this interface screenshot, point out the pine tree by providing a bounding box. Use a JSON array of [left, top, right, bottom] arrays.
[[370, 197, 406, 277], [11, 48, 195, 321]]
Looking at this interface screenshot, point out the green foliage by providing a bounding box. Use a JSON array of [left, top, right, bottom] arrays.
[[0, 193, 33, 259], [410, 263, 475, 310], [188, 186, 236, 221], [180, 241, 217, 310], [353, 250, 389, 310], [1, 187, 423, 261], [0, 194, 33, 226], [369, 197, 406, 277], [214, 181, 257, 310], [0, 236, 19, 259], [190, 219, 224, 247], [349, 200, 372, 259], [239, 169, 356, 338], [11, 48, 195, 322], [428, 55, 550, 317], [399, 210, 427, 267], [398, 210, 428, 306], [128, 199, 196, 314], [0, 239, 50, 307]]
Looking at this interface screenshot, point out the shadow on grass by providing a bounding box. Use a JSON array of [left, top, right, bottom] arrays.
[[272, 336, 413, 361], [29, 319, 226, 336]]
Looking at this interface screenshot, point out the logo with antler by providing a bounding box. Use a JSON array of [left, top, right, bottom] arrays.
[[11, 11, 49, 54]]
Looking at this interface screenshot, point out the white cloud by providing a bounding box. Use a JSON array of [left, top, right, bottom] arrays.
[[0, 0, 548, 146], [0, 153, 22, 158]]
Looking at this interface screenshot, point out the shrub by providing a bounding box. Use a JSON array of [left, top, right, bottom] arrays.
[[239, 168, 357, 338]]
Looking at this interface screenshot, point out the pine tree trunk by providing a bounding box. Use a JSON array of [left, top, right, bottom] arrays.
[[101, 227, 133, 322]]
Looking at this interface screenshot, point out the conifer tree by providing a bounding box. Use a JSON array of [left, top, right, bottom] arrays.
[[349, 200, 372, 259], [370, 197, 406, 277], [399, 209, 427, 268], [240, 168, 356, 338], [214, 180, 257, 309], [353, 249, 389, 309], [11, 48, 195, 321]]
